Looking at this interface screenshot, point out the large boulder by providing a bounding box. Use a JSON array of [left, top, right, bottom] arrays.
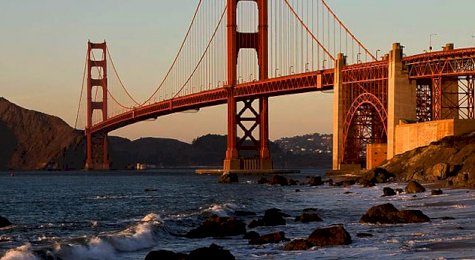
[[249, 231, 286, 245], [283, 239, 314, 251], [186, 215, 246, 238], [360, 203, 430, 224], [0, 216, 11, 228], [270, 175, 288, 186], [145, 250, 187, 260], [219, 173, 238, 184], [295, 212, 322, 223], [308, 176, 324, 186], [307, 225, 352, 247], [405, 181, 426, 193], [248, 208, 287, 228], [187, 244, 235, 260]]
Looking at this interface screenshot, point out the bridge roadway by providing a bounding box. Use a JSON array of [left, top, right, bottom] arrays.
[[89, 47, 475, 135]]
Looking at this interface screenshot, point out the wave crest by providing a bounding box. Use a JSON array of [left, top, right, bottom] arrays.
[[1, 244, 38, 260]]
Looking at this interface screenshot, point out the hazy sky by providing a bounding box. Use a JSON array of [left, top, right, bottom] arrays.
[[1, 0, 474, 143]]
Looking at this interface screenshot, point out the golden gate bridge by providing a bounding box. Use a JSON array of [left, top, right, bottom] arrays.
[[75, 0, 475, 171]]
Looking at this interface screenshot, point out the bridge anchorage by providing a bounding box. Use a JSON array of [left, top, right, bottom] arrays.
[[80, 1, 475, 172]]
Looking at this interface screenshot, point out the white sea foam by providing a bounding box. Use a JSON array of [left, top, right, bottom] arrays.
[[59, 237, 116, 260], [0, 244, 38, 260], [108, 213, 162, 251], [55, 213, 162, 259], [201, 203, 238, 217]]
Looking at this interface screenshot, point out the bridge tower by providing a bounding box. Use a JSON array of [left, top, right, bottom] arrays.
[[224, 0, 272, 171], [85, 41, 109, 170]]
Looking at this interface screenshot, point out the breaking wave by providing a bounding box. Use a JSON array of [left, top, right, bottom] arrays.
[[1, 213, 163, 260]]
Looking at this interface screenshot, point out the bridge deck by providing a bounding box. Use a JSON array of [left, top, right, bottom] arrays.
[[89, 48, 475, 135]]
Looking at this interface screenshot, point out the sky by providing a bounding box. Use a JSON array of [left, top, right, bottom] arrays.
[[1, 0, 475, 143]]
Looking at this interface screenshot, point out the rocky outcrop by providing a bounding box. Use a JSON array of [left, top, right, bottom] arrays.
[[0, 216, 11, 228], [186, 215, 246, 238], [248, 208, 287, 228], [405, 181, 426, 193], [376, 131, 475, 188], [360, 203, 430, 224], [307, 225, 352, 247], [249, 231, 286, 245], [219, 173, 238, 184]]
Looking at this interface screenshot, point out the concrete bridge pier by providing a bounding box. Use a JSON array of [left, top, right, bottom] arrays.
[[332, 53, 346, 170], [387, 43, 417, 160]]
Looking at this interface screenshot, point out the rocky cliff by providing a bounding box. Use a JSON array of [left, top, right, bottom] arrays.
[[376, 131, 475, 188]]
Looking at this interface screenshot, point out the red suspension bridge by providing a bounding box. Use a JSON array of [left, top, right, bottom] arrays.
[[76, 0, 475, 171]]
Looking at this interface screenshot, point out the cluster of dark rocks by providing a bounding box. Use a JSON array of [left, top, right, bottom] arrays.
[[144, 203, 432, 258], [382, 180, 444, 197], [145, 206, 356, 258], [257, 175, 299, 186], [360, 203, 430, 224], [148, 171, 440, 259], [256, 175, 330, 187]]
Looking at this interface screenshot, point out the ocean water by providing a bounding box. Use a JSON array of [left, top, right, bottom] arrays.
[[1, 170, 475, 260]]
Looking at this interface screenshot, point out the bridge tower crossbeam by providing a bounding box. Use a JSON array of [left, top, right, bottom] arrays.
[[224, 0, 272, 171]]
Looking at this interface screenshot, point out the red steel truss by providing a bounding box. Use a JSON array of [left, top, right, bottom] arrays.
[[406, 48, 475, 121], [416, 81, 432, 122], [340, 62, 389, 166]]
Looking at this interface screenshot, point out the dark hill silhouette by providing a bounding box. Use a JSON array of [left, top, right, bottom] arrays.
[[0, 97, 82, 170], [0, 97, 331, 170]]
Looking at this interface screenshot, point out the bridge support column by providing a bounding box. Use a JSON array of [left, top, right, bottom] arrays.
[[387, 43, 417, 160], [224, 92, 240, 171], [85, 41, 110, 170], [259, 96, 272, 169], [332, 53, 346, 170], [224, 0, 272, 172]]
